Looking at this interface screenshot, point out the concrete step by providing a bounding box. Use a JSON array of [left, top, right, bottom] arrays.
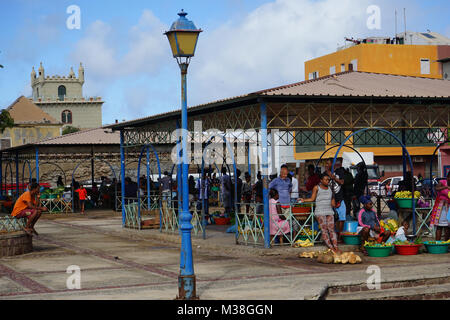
[[325, 277, 450, 300], [326, 283, 450, 300]]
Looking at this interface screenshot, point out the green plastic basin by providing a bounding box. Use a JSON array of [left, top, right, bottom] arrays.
[[424, 241, 449, 254], [342, 234, 361, 245], [365, 246, 392, 257]]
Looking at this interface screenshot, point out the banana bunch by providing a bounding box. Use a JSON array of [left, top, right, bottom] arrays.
[[293, 239, 314, 248], [394, 191, 421, 199], [300, 228, 318, 236], [364, 240, 393, 247]]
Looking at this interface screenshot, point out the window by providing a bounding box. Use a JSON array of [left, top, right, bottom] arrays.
[[58, 85, 66, 101], [341, 64, 345, 72], [329, 66, 336, 75], [36, 87, 39, 98], [0, 138, 11, 150], [350, 59, 358, 71], [420, 59, 430, 75], [421, 33, 436, 39], [62, 110, 72, 124], [308, 72, 319, 80]]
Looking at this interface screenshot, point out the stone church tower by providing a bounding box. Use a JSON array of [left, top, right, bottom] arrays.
[[31, 62, 103, 129]]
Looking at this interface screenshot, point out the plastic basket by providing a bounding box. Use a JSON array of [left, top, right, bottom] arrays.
[[342, 234, 361, 245], [365, 246, 392, 257], [394, 244, 421, 255], [214, 217, 231, 225], [292, 206, 311, 214], [395, 198, 418, 209], [424, 241, 449, 254]]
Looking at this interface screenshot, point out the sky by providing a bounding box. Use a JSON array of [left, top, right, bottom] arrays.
[[1, 0, 449, 125]]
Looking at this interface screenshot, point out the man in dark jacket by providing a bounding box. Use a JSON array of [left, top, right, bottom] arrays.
[[353, 162, 368, 217]]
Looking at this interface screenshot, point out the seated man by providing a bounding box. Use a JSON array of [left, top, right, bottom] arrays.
[[357, 195, 391, 255], [11, 182, 47, 236]]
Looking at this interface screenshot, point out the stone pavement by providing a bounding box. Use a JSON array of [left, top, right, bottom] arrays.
[[0, 210, 449, 300]]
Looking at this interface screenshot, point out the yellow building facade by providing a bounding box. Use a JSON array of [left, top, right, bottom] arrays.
[[305, 44, 443, 80], [0, 96, 63, 150]]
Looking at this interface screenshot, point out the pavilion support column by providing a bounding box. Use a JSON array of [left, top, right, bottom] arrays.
[[35, 147, 39, 183], [260, 100, 271, 248], [247, 143, 251, 177], [402, 129, 407, 180], [0, 152, 2, 198], [120, 131, 126, 226], [146, 147, 151, 210], [15, 152, 19, 198], [91, 146, 95, 189]]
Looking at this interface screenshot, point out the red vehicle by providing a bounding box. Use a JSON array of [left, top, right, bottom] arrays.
[[1, 182, 51, 194]]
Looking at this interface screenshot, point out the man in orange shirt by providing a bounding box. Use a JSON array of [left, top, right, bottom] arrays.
[[11, 183, 47, 236]]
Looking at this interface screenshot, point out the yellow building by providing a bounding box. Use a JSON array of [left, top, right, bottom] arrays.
[[305, 43, 450, 80], [0, 96, 62, 149]]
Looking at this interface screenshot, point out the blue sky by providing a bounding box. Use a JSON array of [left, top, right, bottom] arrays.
[[1, 0, 449, 125]]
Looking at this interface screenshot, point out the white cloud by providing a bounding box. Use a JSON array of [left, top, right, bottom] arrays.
[[189, 0, 372, 105], [71, 9, 170, 79]]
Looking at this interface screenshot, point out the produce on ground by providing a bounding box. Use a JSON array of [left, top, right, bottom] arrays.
[[299, 249, 362, 264], [293, 239, 314, 248]]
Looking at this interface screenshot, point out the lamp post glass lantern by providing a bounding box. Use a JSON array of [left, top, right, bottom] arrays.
[[165, 10, 201, 300]]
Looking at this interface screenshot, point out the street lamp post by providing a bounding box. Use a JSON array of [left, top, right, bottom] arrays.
[[165, 10, 202, 300]]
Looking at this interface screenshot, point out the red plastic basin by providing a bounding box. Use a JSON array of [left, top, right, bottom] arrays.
[[394, 244, 421, 255], [214, 217, 231, 225]]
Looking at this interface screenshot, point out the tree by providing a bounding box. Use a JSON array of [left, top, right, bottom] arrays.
[[0, 109, 14, 133], [62, 126, 80, 135]]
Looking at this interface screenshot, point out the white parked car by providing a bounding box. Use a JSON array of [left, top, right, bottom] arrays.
[[379, 176, 420, 196]]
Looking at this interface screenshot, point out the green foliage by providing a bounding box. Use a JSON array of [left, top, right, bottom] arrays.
[[0, 109, 14, 133], [62, 126, 80, 135]]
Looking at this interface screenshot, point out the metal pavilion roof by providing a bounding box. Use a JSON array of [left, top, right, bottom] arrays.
[[108, 71, 450, 131]]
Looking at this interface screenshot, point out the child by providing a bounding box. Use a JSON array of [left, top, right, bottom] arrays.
[[269, 188, 290, 245], [75, 184, 87, 214], [357, 195, 391, 255], [395, 220, 409, 242]]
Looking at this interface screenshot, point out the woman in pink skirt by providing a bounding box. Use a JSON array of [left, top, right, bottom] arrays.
[[269, 188, 291, 245]]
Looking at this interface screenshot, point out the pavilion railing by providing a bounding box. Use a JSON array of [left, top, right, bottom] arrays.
[[160, 200, 204, 236], [235, 202, 321, 247], [0, 216, 26, 232]]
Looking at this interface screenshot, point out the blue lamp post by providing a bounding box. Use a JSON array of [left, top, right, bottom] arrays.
[[165, 10, 202, 300]]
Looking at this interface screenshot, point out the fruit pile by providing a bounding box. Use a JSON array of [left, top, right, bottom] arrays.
[[380, 219, 398, 233], [299, 228, 318, 236], [394, 191, 421, 199], [293, 239, 314, 248], [364, 241, 393, 247], [299, 249, 362, 264], [427, 240, 450, 245]]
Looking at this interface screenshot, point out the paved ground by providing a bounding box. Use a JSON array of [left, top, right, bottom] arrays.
[[0, 210, 449, 300]]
